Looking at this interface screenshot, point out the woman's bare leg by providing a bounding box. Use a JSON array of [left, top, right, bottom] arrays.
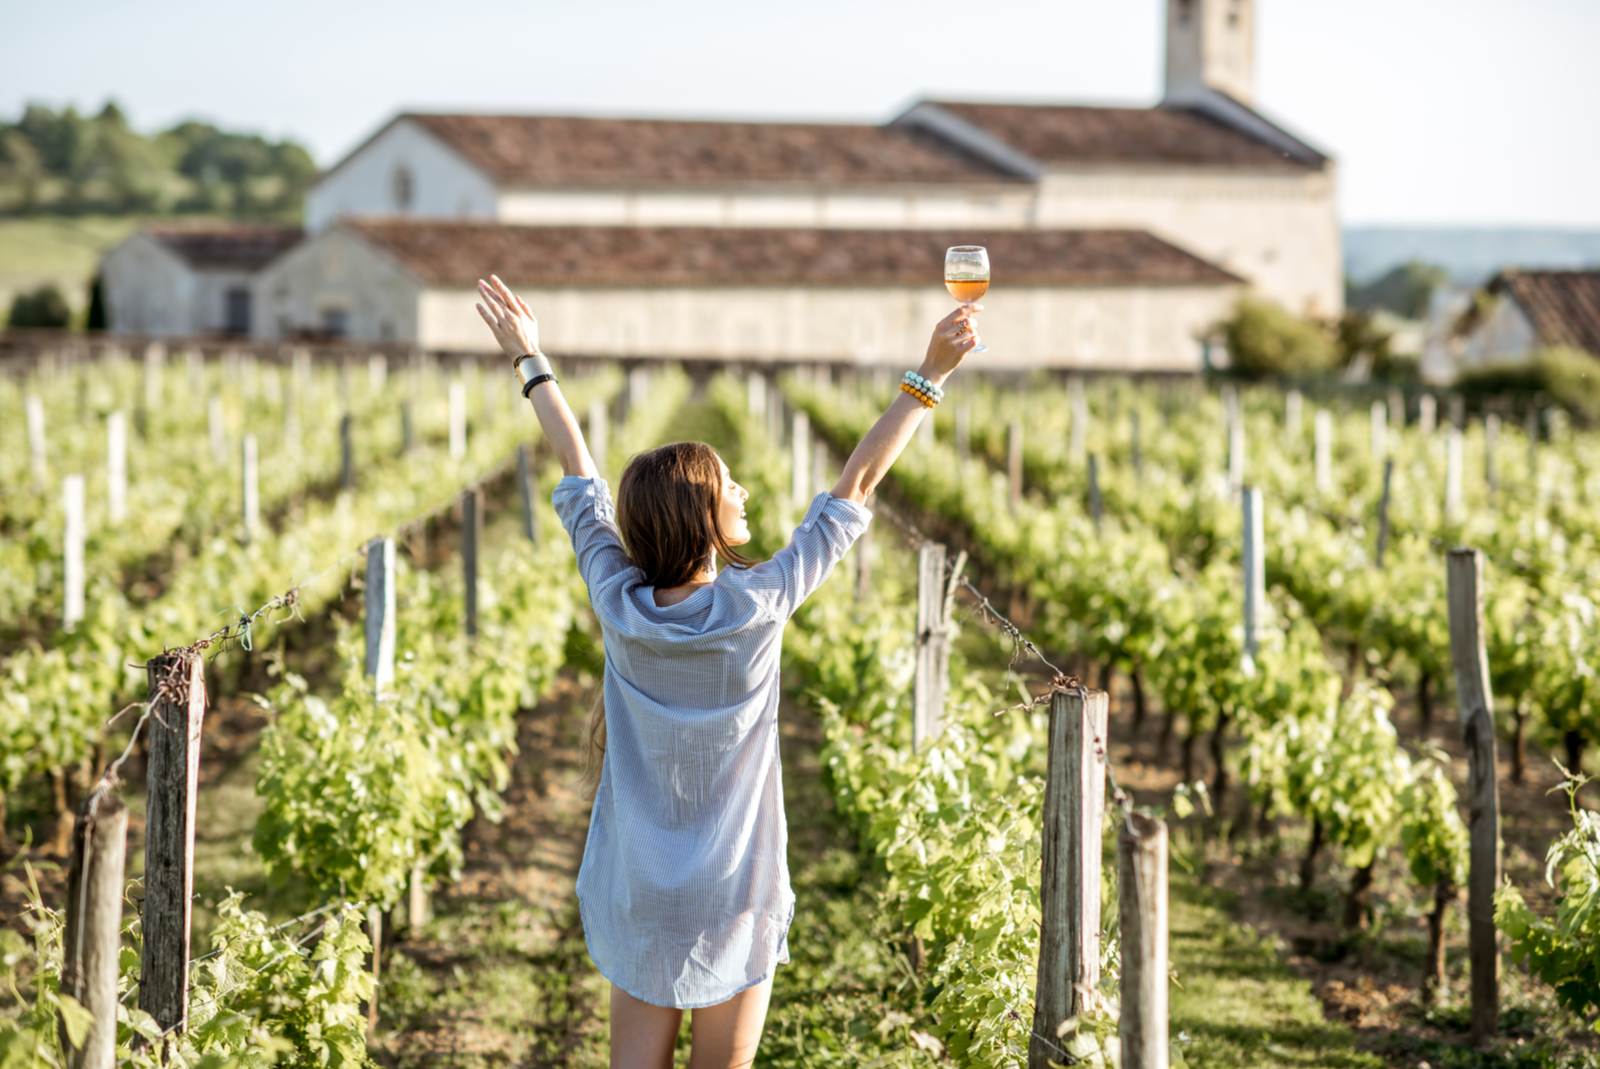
[[688, 978, 773, 1069], [609, 983, 681, 1069]]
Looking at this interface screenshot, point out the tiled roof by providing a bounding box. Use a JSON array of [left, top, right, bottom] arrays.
[[923, 101, 1323, 169], [146, 226, 303, 269], [404, 114, 1020, 187], [1497, 270, 1600, 357], [340, 220, 1242, 289]]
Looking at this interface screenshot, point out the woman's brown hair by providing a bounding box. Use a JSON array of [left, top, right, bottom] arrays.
[[615, 441, 754, 587], [578, 441, 754, 800]]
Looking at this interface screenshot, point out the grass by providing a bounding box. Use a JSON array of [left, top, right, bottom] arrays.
[[0, 215, 138, 279]]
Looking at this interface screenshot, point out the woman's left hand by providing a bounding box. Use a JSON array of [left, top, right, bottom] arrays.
[[475, 275, 540, 360]]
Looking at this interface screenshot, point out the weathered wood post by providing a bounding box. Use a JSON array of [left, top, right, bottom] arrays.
[[144, 343, 164, 413], [1118, 812, 1169, 1069], [1419, 394, 1438, 436], [854, 519, 872, 602], [240, 434, 260, 544], [1446, 427, 1464, 522], [912, 542, 949, 750], [516, 443, 540, 545], [449, 380, 467, 460], [1524, 406, 1539, 478], [1389, 387, 1405, 430], [1242, 487, 1265, 661], [401, 400, 415, 455], [1087, 453, 1103, 537], [27, 394, 47, 485], [1485, 413, 1499, 491], [106, 411, 127, 524], [1449, 393, 1465, 430], [186, 348, 204, 400], [955, 401, 971, 461], [208, 394, 225, 465], [1375, 459, 1394, 569], [1130, 411, 1143, 479], [63, 474, 86, 631], [463, 488, 481, 639], [1285, 389, 1302, 443], [746, 371, 765, 420], [1447, 548, 1500, 1048], [141, 652, 207, 1038], [791, 410, 811, 508], [1371, 399, 1387, 462], [589, 396, 609, 472], [813, 437, 830, 498], [1030, 686, 1110, 1069], [60, 787, 129, 1069], [340, 414, 354, 490], [1007, 421, 1023, 515], [364, 537, 396, 695], [1314, 409, 1333, 494], [369, 352, 387, 392], [1069, 377, 1087, 466]]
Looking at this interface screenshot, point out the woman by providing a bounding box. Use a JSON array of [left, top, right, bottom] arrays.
[[475, 276, 979, 1068]]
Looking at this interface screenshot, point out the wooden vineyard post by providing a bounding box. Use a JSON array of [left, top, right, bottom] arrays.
[[1450, 393, 1465, 430], [588, 396, 608, 472], [60, 787, 129, 1069], [28, 394, 47, 484], [746, 371, 765, 420], [1087, 453, 1103, 536], [401, 400, 415, 455], [1030, 686, 1110, 1069], [106, 411, 127, 524], [1069, 376, 1087, 466], [1446, 427, 1464, 521], [339, 414, 354, 490], [791, 410, 811, 508], [63, 474, 86, 631], [1241, 487, 1266, 661], [1285, 389, 1302, 442], [1314, 410, 1332, 494], [1389, 387, 1406, 430], [141, 652, 207, 1039], [1419, 394, 1438, 435], [241, 435, 259, 544], [955, 401, 971, 461], [912, 542, 949, 750], [1008, 421, 1023, 515], [368, 903, 383, 1037], [516, 443, 540, 545], [854, 519, 871, 602], [208, 394, 225, 465], [364, 537, 396, 694], [1447, 548, 1500, 1047], [1374, 458, 1394, 569], [369, 352, 387, 392], [1371, 400, 1387, 461], [144, 342, 164, 412], [463, 488, 481, 639], [1485, 413, 1499, 491], [1130, 410, 1143, 479], [449, 380, 467, 459], [187, 348, 204, 400], [813, 437, 830, 498], [1119, 813, 1169, 1069]]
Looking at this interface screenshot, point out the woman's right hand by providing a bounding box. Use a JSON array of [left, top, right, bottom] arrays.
[[922, 303, 983, 384]]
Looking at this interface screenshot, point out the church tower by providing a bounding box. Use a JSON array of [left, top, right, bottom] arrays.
[[1164, 0, 1255, 106]]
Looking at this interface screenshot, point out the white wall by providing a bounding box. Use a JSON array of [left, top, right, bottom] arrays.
[[1036, 164, 1341, 318], [1458, 293, 1538, 366], [253, 228, 421, 342], [305, 119, 499, 231], [102, 234, 194, 336], [418, 280, 1239, 371], [497, 185, 1036, 229]]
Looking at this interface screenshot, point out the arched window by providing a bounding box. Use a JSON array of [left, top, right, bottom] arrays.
[[393, 165, 414, 211]]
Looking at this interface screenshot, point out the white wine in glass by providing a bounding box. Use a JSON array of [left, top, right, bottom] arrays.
[[945, 245, 990, 354]]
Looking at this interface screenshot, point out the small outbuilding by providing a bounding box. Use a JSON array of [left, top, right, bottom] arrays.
[[252, 219, 1242, 371], [100, 225, 303, 337], [1456, 269, 1600, 366]]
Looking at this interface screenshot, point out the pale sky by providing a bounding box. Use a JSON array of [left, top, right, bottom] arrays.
[[3, 0, 1596, 227]]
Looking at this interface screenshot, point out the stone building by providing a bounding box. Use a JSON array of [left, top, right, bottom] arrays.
[[100, 226, 301, 337], [255, 220, 1241, 371], [1456, 269, 1600, 365]]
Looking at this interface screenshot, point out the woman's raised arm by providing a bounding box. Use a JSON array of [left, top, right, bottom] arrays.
[[830, 304, 981, 504], [476, 276, 599, 479]]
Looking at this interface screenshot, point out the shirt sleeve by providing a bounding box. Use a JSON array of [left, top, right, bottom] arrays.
[[740, 492, 872, 621], [552, 475, 635, 595]]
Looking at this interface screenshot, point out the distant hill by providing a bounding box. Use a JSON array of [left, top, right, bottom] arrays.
[[1344, 227, 1600, 286]]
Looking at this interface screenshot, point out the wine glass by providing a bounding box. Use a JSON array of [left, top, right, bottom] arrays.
[[945, 245, 990, 354]]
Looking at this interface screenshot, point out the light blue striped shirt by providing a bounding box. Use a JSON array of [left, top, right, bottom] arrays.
[[553, 476, 871, 1009]]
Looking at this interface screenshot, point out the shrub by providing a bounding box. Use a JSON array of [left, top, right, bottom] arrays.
[[1456, 346, 1600, 425], [1219, 296, 1337, 378], [5, 284, 70, 329]]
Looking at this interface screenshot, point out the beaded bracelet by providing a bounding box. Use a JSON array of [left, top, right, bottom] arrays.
[[900, 381, 937, 409], [901, 370, 944, 406]]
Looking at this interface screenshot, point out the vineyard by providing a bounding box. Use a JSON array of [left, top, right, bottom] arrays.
[[3, 345, 1600, 1069]]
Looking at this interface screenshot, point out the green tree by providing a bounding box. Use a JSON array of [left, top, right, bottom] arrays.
[[6, 284, 70, 329], [1219, 296, 1337, 378]]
